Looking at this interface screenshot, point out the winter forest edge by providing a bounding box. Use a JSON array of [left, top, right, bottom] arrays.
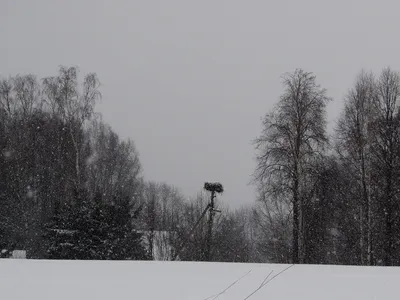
[[1, 66, 400, 266]]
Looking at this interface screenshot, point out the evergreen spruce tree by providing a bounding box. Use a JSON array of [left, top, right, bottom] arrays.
[[44, 191, 149, 260]]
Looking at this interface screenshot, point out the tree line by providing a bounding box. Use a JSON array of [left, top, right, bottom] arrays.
[[0, 66, 253, 262], [2, 65, 400, 266], [253, 68, 400, 266]]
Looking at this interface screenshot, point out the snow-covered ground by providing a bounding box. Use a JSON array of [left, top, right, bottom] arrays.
[[1, 259, 399, 299]]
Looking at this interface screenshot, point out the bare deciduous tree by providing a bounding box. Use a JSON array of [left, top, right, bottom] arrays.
[[336, 70, 376, 265], [371, 67, 400, 265], [86, 120, 142, 205], [0, 78, 15, 117], [12, 75, 41, 117], [254, 69, 330, 263], [42, 66, 101, 191], [253, 185, 292, 263]]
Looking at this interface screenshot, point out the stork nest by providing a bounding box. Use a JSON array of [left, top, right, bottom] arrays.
[[204, 182, 224, 194]]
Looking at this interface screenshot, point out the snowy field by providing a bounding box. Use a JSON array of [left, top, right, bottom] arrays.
[[1, 260, 399, 300]]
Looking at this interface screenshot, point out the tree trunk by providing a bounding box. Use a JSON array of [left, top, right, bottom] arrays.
[[359, 206, 365, 265], [299, 194, 305, 263], [292, 174, 300, 264], [205, 191, 215, 261], [384, 174, 393, 266], [69, 124, 80, 191], [367, 191, 373, 265]]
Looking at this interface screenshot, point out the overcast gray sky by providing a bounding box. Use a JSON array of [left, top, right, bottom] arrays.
[[2, 0, 400, 207]]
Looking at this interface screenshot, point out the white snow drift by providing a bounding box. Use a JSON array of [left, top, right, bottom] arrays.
[[0, 259, 399, 300]]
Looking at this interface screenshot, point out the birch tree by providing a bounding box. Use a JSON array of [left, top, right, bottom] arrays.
[[42, 66, 101, 191], [370, 67, 400, 265], [336, 70, 376, 265], [254, 69, 330, 263]]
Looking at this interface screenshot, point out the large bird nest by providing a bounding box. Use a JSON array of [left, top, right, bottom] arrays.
[[204, 182, 224, 194]]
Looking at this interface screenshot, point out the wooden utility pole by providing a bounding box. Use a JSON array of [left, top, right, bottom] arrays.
[[203, 182, 223, 261], [172, 182, 223, 262], [172, 203, 210, 261], [205, 190, 216, 261]]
